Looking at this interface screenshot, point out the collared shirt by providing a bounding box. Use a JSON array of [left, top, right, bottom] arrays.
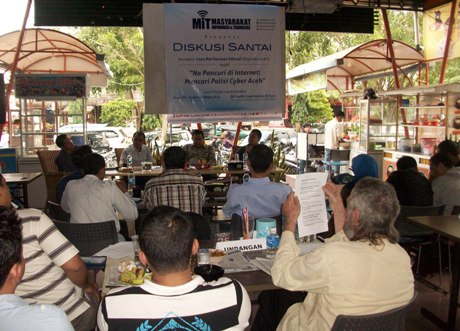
[[324, 118, 343, 150], [97, 276, 251, 331], [56, 169, 85, 203], [222, 177, 292, 219], [55, 150, 76, 172], [143, 168, 206, 214], [61, 174, 138, 232], [0, 295, 74, 331], [120, 144, 153, 167], [272, 231, 414, 331], [15, 208, 89, 322], [432, 166, 460, 215], [183, 144, 216, 166]]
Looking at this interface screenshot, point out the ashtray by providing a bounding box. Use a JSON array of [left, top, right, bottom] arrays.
[[194, 264, 224, 282]]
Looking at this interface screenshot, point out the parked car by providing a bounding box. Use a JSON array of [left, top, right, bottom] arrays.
[[58, 124, 132, 149], [205, 125, 250, 141], [145, 129, 192, 149], [239, 127, 297, 148]]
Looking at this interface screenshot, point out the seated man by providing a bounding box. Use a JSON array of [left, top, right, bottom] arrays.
[[55, 134, 76, 172], [386, 155, 433, 206], [0, 206, 74, 331], [222, 144, 292, 219], [235, 128, 262, 161], [183, 129, 216, 167], [56, 144, 93, 203], [429, 152, 460, 215], [0, 175, 99, 331], [270, 178, 414, 330], [143, 146, 206, 214], [98, 206, 251, 330], [120, 131, 153, 167], [61, 153, 138, 241], [436, 139, 460, 167]]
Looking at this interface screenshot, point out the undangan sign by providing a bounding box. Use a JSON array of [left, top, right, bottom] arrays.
[[143, 3, 285, 121]]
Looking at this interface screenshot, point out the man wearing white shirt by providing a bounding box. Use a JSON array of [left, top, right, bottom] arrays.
[[62, 153, 138, 241], [324, 109, 345, 173]]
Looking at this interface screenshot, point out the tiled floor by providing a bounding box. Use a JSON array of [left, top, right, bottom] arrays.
[[407, 272, 458, 331]]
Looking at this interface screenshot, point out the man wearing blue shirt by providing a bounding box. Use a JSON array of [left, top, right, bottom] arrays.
[[223, 144, 292, 219]]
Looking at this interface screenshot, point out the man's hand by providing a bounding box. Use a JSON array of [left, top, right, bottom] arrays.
[[115, 180, 128, 193], [282, 192, 301, 233], [84, 282, 101, 302], [323, 182, 346, 232]]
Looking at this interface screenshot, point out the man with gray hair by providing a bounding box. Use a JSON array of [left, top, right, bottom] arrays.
[[268, 178, 414, 331]]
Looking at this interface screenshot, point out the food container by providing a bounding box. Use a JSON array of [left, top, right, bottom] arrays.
[[399, 138, 411, 152], [411, 144, 422, 153]]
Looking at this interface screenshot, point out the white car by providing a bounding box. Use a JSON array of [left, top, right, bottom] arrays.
[[58, 124, 132, 149], [146, 129, 192, 149]]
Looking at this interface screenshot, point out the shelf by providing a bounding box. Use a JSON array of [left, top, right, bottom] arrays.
[[369, 122, 397, 126], [400, 124, 446, 129], [400, 105, 445, 110]]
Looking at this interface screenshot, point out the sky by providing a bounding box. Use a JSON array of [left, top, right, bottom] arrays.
[[0, 0, 35, 36]]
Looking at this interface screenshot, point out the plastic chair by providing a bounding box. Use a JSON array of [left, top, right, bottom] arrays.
[[45, 201, 71, 222], [52, 220, 118, 256], [324, 149, 350, 175], [331, 291, 417, 331], [36, 150, 66, 203]]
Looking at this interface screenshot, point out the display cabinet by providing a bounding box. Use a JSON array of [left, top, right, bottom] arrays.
[[358, 98, 398, 151]]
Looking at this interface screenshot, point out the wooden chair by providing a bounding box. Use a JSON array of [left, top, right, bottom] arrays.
[[36, 150, 66, 203], [331, 292, 417, 331], [52, 220, 118, 256]]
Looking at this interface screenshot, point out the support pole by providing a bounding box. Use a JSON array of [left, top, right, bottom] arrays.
[[440, 0, 457, 84]]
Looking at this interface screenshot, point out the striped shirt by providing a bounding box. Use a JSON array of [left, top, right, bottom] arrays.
[[143, 169, 207, 214], [14, 209, 89, 322], [98, 276, 251, 331]]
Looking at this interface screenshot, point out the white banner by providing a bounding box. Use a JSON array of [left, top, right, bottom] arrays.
[[144, 3, 285, 116]]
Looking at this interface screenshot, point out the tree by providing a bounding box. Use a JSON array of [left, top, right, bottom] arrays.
[[291, 91, 333, 125], [100, 99, 136, 127]]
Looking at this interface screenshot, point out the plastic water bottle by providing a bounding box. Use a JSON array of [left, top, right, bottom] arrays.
[[127, 171, 136, 196], [266, 227, 280, 259], [243, 152, 249, 171], [127, 154, 133, 169]]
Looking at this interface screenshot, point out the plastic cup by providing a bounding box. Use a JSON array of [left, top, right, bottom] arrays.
[[241, 217, 255, 240]]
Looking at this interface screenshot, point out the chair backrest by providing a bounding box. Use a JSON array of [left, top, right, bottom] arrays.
[[115, 148, 124, 167], [37, 150, 65, 203], [329, 149, 351, 162], [451, 205, 460, 216], [52, 220, 118, 256], [45, 201, 71, 222], [399, 204, 446, 219], [185, 212, 212, 240], [331, 291, 417, 331]]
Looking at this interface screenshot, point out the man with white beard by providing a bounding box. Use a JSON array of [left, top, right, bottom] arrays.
[[268, 177, 414, 331]]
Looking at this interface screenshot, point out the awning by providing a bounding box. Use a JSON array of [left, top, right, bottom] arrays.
[[286, 39, 425, 95], [0, 28, 111, 87]]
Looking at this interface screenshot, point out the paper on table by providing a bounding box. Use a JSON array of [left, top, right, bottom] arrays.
[[295, 172, 329, 237]]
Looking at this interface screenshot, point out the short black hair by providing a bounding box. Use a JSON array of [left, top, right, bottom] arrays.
[[251, 129, 262, 139], [83, 153, 105, 175], [55, 134, 68, 149], [133, 131, 146, 140], [249, 144, 274, 173], [430, 152, 454, 168], [396, 156, 417, 171], [138, 206, 194, 274], [437, 140, 459, 157], [302, 123, 312, 129], [72, 145, 93, 169], [191, 129, 204, 137], [0, 207, 22, 288], [163, 146, 186, 169]]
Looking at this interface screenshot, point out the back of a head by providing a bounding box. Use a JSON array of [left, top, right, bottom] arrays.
[[163, 146, 186, 169], [55, 134, 68, 149], [396, 156, 417, 171], [249, 144, 273, 173], [83, 153, 105, 175], [430, 152, 454, 169], [138, 206, 194, 274], [72, 145, 93, 169], [351, 154, 378, 179], [0, 207, 22, 288], [347, 177, 400, 244], [437, 140, 459, 157]]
